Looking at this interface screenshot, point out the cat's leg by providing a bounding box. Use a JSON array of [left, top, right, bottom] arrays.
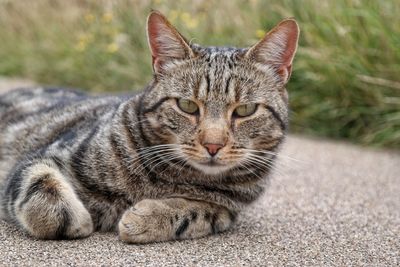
[[5, 159, 93, 239], [118, 198, 237, 243]]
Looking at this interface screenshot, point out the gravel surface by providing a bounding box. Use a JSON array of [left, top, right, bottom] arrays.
[[1, 136, 399, 266], [0, 81, 399, 266]]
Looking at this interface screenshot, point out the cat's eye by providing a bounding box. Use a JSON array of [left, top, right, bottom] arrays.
[[177, 99, 199, 114], [233, 103, 258, 118]]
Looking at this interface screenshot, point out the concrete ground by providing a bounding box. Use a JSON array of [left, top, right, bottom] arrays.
[[0, 81, 399, 266]]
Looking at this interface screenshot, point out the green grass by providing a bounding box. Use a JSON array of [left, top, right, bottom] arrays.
[[0, 0, 399, 148]]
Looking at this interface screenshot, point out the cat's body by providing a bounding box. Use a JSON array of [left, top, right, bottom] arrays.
[[0, 12, 299, 243], [0, 88, 135, 232]]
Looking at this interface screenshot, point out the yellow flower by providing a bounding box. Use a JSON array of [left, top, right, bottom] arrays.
[[84, 13, 95, 23], [181, 12, 198, 29], [75, 33, 93, 52], [75, 41, 87, 52], [256, 29, 265, 39], [103, 27, 119, 36], [102, 12, 113, 23], [78, 33, 93, 43], [186, 18, 198, 29], [180, 12, 191, 23], [106, 43, 119, 53]]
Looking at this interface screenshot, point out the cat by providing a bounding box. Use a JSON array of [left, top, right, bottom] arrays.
[[0, 11, 299, 243]]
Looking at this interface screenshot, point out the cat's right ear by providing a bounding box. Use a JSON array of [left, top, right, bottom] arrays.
[[147, 11, 194, 74]]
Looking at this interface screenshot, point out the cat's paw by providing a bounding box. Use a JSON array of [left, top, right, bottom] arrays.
[[18, 188, 94, 239], [14, 163, 94, 239], [64, 205, 94, 239], [118, 198, 236, 244], [118, 199, 173, 243]]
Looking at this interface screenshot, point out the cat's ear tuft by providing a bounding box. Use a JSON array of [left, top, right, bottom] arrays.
[[147, 10, 194, 74], [247, 19, 299, 84]]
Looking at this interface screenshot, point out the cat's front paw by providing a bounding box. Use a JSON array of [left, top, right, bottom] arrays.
[[118, 199, 173, 243], [118, 198, 236, 244]]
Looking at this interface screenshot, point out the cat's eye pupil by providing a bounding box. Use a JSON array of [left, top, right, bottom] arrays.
[[177, 99, 199, 114], [234, 103, 257, 117]]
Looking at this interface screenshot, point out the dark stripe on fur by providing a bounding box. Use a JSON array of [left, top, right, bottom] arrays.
[[70, 127, 101, 193], [266, 106, 286, 130], [5, 162, 30, 203], [108, 133, 138, 184], [190, 211, 198, 221], [224, 77, 231, 94], [138, 102, 155, 148], [18, 174, 52, 209], [210, 213, 218, 234], [142, 97, 169, 114], [40, 115, 87, 150], [1, 103, 63, 127], [205, 74, 211, 94], [193, 78, 200, 99], [121, 103, 141, 152], [234, 80, 241, 102], [228, 210, 237, 222], [56, 207, 71, 239], [175, 218, 190, 237]]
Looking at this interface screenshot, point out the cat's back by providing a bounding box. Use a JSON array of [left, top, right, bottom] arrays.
[[0, 86, 127, 129], [0, 87, 124, 164], [0, 87, 88, 123]]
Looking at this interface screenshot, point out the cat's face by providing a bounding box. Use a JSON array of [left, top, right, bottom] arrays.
[[140, 11, 299, 176]]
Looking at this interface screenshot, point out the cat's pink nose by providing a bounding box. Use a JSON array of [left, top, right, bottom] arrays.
[[203, 143, 224, 157]]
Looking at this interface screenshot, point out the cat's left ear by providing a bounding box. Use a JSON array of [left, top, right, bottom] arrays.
[[147, 10, 194, 74], [246, 19, 299, 84]]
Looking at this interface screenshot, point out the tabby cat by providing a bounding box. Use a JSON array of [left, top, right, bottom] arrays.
[[0, 11, 299, 243]]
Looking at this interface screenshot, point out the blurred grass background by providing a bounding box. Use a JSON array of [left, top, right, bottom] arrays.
[[0, 0, 399, 148]]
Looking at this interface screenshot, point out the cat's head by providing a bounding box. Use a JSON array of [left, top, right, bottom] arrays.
[[140, 11, 299, 176]]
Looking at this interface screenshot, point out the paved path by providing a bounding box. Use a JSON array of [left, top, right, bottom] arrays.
[[0, 77, 34, 92], [0, 81, 399, 266]]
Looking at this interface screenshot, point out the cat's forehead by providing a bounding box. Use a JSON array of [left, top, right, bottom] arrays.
[[190, 46, 273, 103], [161, 45, 279, 106], [192, 45, 246, 61]]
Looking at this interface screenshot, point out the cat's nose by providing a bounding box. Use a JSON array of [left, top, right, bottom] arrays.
[[203, 143, 224, 157]]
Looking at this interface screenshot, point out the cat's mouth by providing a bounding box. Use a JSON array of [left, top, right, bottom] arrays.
[[200, 158, 220, 166], [189, 158, 234, 175]]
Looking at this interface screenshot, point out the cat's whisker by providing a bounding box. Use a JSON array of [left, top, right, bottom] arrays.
[[147, 154, 186, 174], [175, 158, 190, 174], [132, 150, 181, 174], [246, 152, 298, 172], [137, 144, 178, 152], [141, 152, 184, 174], [243, 155, 286, 178], [243, 148, 307, 164], [236, 161, 265, 181], [131, 150, 178, 171], [158, 156, 188, 177], [126, 147, 179, 166]]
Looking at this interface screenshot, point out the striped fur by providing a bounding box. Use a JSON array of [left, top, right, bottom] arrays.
[[0, 11, 298, 243]]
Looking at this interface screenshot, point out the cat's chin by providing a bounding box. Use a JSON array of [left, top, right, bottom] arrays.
[[189, 161, 233, 176]]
